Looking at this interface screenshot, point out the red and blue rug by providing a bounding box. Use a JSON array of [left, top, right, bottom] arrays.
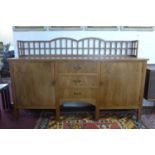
[[35, 110, 146, 129]]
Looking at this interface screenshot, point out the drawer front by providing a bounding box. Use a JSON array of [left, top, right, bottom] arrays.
[[58, 61, 97, 73], [58, 75, 98, 88], [59, 88, 97, 99]]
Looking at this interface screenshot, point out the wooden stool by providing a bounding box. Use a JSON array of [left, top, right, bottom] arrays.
[[0, 84, 11, 114]]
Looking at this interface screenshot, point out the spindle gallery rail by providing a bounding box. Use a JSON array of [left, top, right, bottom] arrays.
[[17, 37, 138, 57]]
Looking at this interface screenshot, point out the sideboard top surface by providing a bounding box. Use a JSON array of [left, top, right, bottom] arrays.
[[8, 56, 148, 62]]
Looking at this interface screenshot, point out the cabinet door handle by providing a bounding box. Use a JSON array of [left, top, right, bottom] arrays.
[[52, 81, 55, 86], [73, 92, 81, 96], [73, 79, 81, 83], [73, 65, 82, 70], [99, 81, 103, 86]]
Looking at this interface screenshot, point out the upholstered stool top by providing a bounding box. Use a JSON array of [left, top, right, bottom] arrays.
[[0, 84, 8, 91]]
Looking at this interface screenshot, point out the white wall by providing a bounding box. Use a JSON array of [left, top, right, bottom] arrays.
[[0, 26, 13, 44], [13, 30, 155, 63]]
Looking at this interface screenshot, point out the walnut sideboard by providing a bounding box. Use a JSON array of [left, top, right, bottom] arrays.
[[9, 56, 147, 120]]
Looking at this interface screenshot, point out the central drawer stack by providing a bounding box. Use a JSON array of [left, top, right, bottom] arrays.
[[56, 61, 99, 106]]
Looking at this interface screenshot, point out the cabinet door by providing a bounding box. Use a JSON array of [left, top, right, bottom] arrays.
[[13, 61, 55, 108], [100, 62, 143, 108]]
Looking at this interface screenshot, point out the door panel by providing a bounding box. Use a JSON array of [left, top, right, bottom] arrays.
[[100, 62, 143, 108], [13, 62, 55, 107]]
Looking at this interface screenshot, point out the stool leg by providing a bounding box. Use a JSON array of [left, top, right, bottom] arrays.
[[0, 108, 1, 120], [5, 87, 11, 109], [137, 108, 142, 121], [13, 107, 19, 120], [1, 86, 11, 110], [1, 90, 6, 110]]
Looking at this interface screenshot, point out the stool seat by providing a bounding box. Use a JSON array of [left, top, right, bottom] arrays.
[[0, 84, 8, 90]]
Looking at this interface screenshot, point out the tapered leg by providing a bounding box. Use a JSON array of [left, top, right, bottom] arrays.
[[137, 108, 142, 121], [95, 106, 100, 120], [1, 86, 11, 110], [0, 108, 1, 120], [13, 107, 19, 120], [5, 87, 11, 109], [56, 104, 60, 121]]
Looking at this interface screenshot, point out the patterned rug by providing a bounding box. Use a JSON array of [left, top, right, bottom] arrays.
[[34, 110, 146, 129]]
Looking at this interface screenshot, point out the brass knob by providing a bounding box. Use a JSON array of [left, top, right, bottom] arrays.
[[73, 92, 81, 96], [73, 79, 81, 83], [73, 65, 82, 70], [52, 81, 55, 86], [99, 81, 103, 86]]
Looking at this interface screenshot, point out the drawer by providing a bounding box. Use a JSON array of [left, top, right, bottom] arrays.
[[58, 75, 98, 88], [58, 61, 97, 73], [59, 88, 97, 99]]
